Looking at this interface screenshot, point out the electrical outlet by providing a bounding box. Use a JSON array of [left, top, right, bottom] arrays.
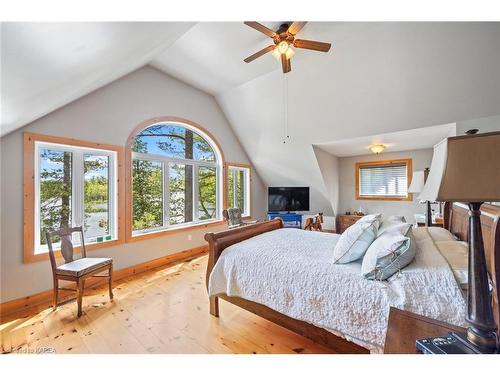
[[187, 234, 192, 241]]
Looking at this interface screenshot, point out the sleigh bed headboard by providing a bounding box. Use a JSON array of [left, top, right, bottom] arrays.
[[444, 202, 500, 335]]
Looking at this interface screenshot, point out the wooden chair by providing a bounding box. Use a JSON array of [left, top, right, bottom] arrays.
[[46, 226, 113, 317], [222, 208, 258, 228]]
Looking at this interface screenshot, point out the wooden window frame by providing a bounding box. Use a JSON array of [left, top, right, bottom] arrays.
[[224, 162, 252, 219], [125, 117, 226, 243], [355, 159, 413, 201], [23, 132, 125, 263]]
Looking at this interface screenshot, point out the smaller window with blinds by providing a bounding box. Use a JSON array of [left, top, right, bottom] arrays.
[[355, 159, 413, 201]]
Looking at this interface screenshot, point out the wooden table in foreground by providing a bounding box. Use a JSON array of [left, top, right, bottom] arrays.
[[384, 307, 466, 354]]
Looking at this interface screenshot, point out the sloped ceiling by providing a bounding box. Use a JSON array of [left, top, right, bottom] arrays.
[[215, 22, 500, 213], [151, 22, 287, 95], [315, 123, 457, 157], [1, 22, 194, 135], [3, 22, 500, 214]]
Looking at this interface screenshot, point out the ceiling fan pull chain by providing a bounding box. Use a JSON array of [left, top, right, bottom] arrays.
[[283, 72, 289, 143]]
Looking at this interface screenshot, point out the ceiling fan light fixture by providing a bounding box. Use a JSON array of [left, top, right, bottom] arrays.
[[285, 46, 295, 59], [370, 144, 386, 154], [277, 41, 289, 54], [243, 21, 332, 74], [271, 47, 281, 60], [272, 45, 295, 61]]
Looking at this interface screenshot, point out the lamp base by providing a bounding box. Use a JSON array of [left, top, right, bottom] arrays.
[[457, 330, 498, 354], [426, 200, 432, 226], [466, 202, 499, 354], [466, 326, 498, 353]]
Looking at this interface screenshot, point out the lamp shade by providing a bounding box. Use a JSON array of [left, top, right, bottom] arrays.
[[419, 131, 500, 202], [408, 170, 425, 193]]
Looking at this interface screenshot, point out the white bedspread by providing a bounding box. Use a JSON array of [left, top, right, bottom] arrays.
[[208, 227, 466, 352]]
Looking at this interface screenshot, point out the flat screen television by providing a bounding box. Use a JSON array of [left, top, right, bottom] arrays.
[[268, 187, 310, 212]]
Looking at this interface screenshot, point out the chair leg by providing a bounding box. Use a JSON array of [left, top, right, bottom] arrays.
[[76, 279, 85, 318], [52, 278, 59, 311], [108, 264, 114, 301]]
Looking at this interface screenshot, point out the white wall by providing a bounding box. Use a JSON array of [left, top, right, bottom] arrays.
[[0, 66, 266, 302], [217, 23, 500, 216], [338, 149, 434, 223], [313, 146, 339, 215], [456, 115, 500, 135]]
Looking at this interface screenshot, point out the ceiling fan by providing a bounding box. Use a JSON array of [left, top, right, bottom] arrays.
[[243, 21, 331, 74]]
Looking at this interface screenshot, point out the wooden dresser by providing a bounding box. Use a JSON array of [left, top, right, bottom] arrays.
[[336, 214, 363, 234]]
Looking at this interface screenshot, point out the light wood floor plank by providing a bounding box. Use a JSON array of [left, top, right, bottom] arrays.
[[1, 255, 334, 354]]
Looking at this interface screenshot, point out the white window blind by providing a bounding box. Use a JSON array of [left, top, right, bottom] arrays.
[[359, 163, 408, 197]]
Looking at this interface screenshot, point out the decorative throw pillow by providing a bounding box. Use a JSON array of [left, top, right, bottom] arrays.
[[426, 227, 457, 241], [378, 218, 409, 235], [357, 213, 382, 223], [381, 222, 412, 235], [333, 221, 378, 264], [357, 213, 382, 229], [361, 227, 417, 280], [435, 240, 468, 290], [387, 215, 406, 222]]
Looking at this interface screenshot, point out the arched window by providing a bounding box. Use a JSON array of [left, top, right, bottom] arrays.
[[129, 120, 222, 235]]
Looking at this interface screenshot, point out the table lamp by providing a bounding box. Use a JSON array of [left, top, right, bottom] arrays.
[[408, 168, 432, 226], [419, 130, 500, 353]]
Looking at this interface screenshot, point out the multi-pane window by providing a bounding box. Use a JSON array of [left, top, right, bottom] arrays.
[[131, 123, 221, 235], [35, 142, 117, 253], [227, 165, 251, 216], [356, 159, 412, 200]]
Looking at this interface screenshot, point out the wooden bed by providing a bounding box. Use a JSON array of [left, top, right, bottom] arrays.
[[204, 203, 500, 354], [444, 202, 500, 338]]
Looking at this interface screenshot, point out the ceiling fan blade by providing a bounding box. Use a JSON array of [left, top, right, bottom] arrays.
[[281, 54, 291, 74], [294, 39, 331, 52], [244, 22, 277, 38], [244, 45, 275, 63], [288, 21, 307, 35]]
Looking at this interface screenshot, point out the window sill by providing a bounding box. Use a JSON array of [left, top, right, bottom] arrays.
[[126, 219, 225, 243], [24, 238, 123, 264]]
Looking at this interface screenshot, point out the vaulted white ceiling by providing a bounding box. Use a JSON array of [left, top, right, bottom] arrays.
[[3, 22, 500, 214], [1, 22, 194, 135], [150, 22, 338, 95], [215, 22, 500, 213], [315, 123, 457, 157]]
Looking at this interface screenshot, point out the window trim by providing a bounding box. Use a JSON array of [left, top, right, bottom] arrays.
[[355, 159, 413, 201], [125, 117, 226, 242], [225, 162, 252, 218], [23, 132, 125, 263]]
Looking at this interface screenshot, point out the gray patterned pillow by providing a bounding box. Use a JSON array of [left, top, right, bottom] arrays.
[[333, 221, 378, 264], [361, 226, 417, 280]]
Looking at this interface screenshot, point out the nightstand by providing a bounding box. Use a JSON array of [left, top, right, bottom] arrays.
[[384, 307, 466, 354], [336, 214, 363, 234]]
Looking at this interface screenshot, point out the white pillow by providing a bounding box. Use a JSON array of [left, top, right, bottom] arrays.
[[435, 240, 468, 290], [357, 214, 382, 223], [387, 215, 406, 222], [361, 227, 417, 280], [427, 227, 456, 241], [382, 222, 412, 236], [378, 217, 408, 235], [357, 214, 382, 229], [333, 221, 378, 264]]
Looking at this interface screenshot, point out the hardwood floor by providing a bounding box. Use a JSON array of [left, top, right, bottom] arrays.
[[0, 255, 334, 354]]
